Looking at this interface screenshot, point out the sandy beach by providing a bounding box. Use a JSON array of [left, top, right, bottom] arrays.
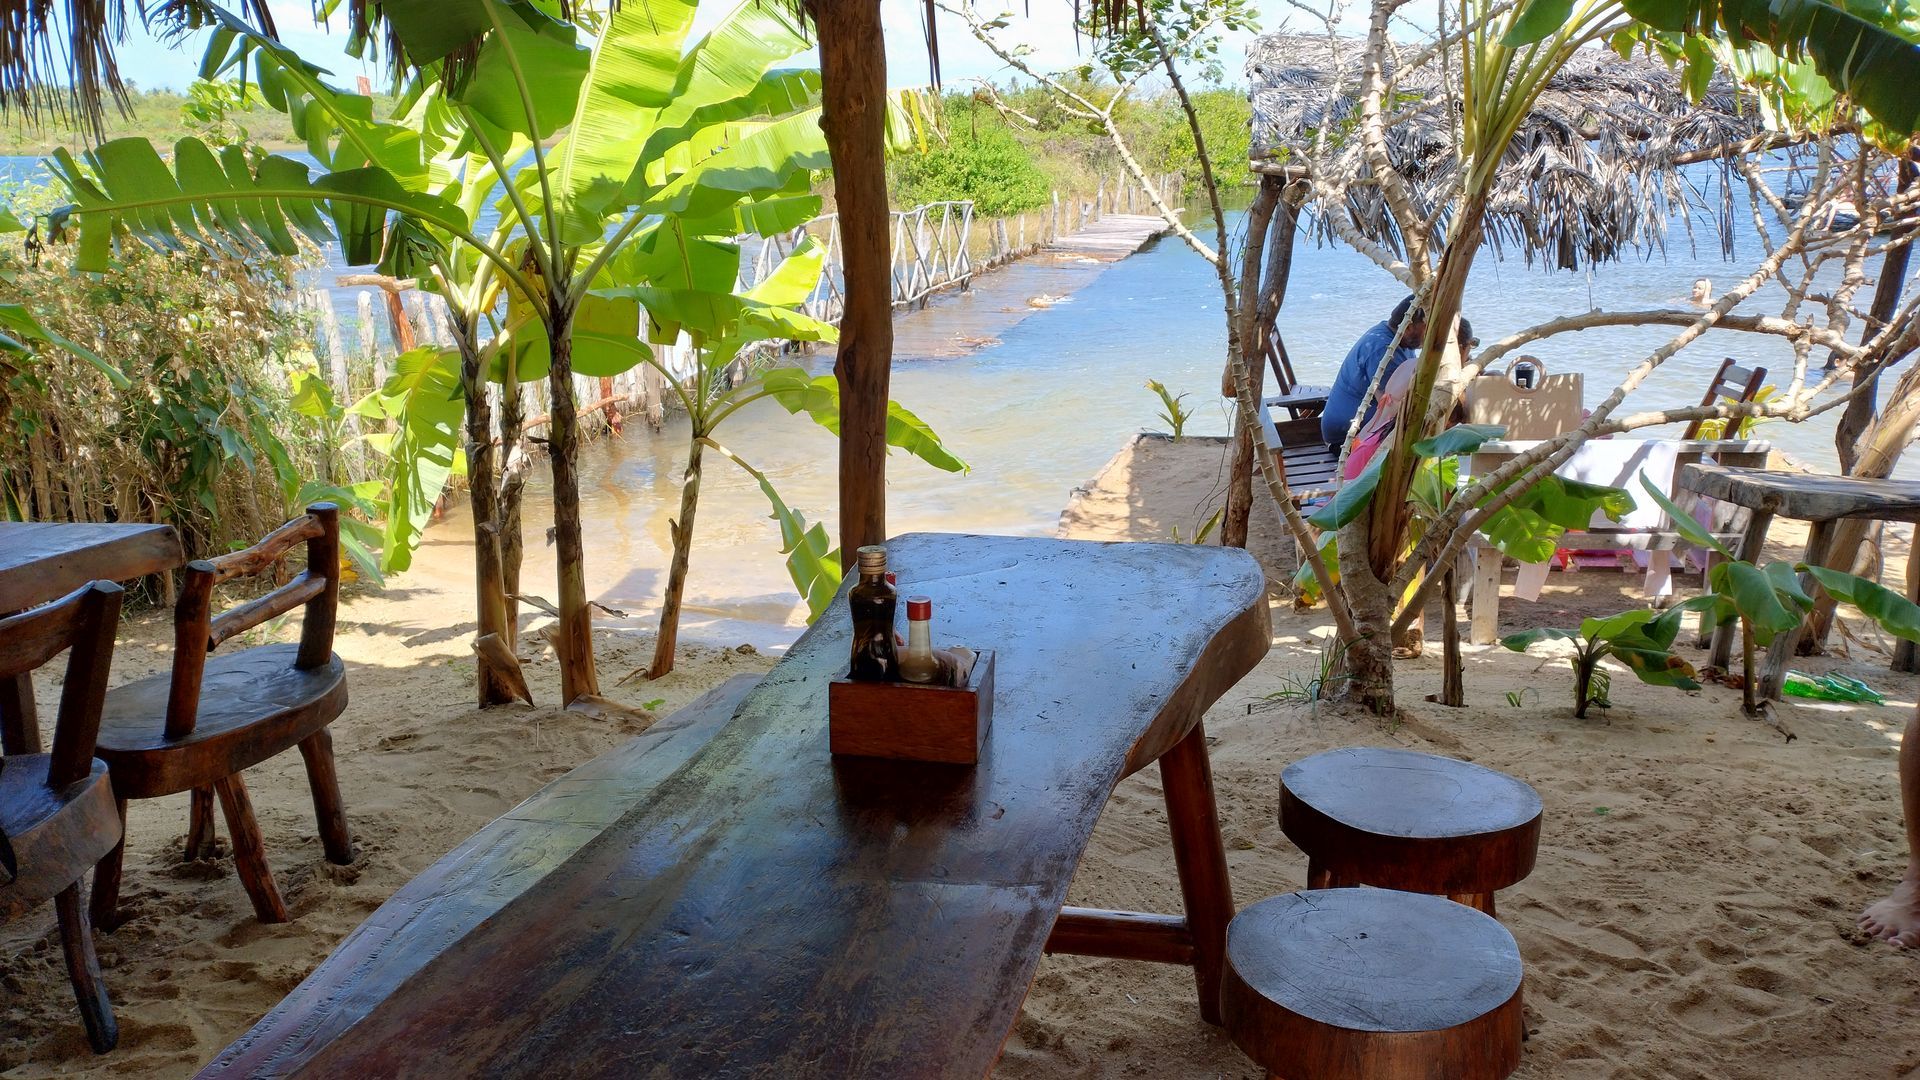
[[6, 433, 1920, 1078]]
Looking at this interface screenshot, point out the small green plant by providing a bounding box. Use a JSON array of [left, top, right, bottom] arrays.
[[1170, 505, 1224, 544], [1254, 636, 1352, 709], [642, 698, 666, 712], [1501, 605, 1706, 719], [1636, 474, 1920, 717], [1146, 379, 1194, 440], [1503, 687, 1539, 708]]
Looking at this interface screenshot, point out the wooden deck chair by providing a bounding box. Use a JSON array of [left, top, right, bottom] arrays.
[[0, 581, 125, 1052], [1258, 411, 1342, 504], [1262, 336, 1330, 419], [89, 504, 352, 930], [1682, 358, 1768, 439]]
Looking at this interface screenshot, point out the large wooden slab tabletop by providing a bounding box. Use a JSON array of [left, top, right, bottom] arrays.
[[201, 533, 1271, 1079], [0, 522, 183, 612], [1680, 464, 1920, 524]]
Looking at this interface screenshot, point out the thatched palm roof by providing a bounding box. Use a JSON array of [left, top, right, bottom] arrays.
[[1248, 33, 1774, 268]]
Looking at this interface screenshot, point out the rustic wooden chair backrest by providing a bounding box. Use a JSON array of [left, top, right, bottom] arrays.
[[165, 504, 340, 740], [1264, 332, 1300, 395], [0, 582, 123, 788], [1682, 358, 1768, 440]]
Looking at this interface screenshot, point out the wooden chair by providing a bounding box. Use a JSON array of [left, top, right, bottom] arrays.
[[0, 581, 126, 1053], [1681, 357, 1768, 439], [1280, 747, 1541, 917], [1222, 889, 1524, 1080], [90, 504, 351, 929]]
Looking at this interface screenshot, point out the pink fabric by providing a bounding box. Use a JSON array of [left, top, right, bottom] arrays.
[[1345, 428, 1388, 479]]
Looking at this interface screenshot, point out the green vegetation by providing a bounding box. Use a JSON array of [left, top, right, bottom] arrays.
[[887, 89, 1250, 210], [1145, 378, 1194, 440], [1, 181, 385, 581], [1501, 605, 1706, 719], [0, 82, 399, 155], [892, 122, 1051, 214]]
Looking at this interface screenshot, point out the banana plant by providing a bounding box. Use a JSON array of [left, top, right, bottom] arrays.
[[49, 0, 846, 708], [1501, 602, 1711, 718], [1635, 474, 1920, 716], [597, 237, 967, 678]]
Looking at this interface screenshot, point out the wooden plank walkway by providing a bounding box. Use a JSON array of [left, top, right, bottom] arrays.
[[1048, 213, 1172, 261]]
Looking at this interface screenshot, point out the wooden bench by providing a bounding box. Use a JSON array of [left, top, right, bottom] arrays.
[[1679, 464, 1920, 696], [1259, 412, 1341, 502]]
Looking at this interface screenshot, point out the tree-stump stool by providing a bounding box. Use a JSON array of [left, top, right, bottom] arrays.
[[1280, 747, 1541, 916], [1221, 890, 1524, 1080]]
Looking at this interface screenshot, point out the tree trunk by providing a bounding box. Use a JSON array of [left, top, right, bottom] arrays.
[[1438, 565, 1463, 707], [1223, 176, 1284, 550], [1333, 548, 1396, 714], [1837, 155, 1917, 475], [813, 0, 892, 568], [545, 303, 599, 704], [498, 367, 527, 640], [1573, 660, 1592, 720], [456, 327, 521, 707], [649, 436, 704, 679], [1801, 369, 1920, 650]]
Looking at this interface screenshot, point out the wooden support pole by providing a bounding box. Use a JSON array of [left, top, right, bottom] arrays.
[[813, 0, 892, 567]]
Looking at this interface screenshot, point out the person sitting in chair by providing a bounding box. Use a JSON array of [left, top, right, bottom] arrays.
[[1322, 296, 1426, 452]]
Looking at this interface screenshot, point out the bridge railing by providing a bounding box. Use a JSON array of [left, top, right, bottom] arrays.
[[739, 172, 1182, 328]]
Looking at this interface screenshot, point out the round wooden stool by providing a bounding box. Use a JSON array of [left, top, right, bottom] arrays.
[[1222, 890, 1524, 1080], [1280, 747, 1541, 916]]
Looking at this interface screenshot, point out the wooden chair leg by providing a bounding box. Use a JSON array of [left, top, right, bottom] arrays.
[[88, 798, 129, 933], [55, 882, 117, 1053], [1306, 859, 1334, 890], [1470, 546, 1501, 646], [214, 774, 289, 924], [1449, 891, 1497, 917], [1161, 720, 1234, 1026], [0, 671, 39, 755], [298, 729, 355, 865], [185, 786, 217, 862]]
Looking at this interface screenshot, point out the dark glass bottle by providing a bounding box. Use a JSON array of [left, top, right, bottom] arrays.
[[847, 545, 899, 681]]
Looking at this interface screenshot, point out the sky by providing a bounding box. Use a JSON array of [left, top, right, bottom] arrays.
[[104, 1, 1309, 96]]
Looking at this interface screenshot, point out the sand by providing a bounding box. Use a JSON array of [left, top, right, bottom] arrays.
[[6, 433, 1920, 1077], [0, 583, 772, 1076]]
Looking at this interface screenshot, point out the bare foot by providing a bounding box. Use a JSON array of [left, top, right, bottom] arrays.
[[1860, 871, 1920, 948]]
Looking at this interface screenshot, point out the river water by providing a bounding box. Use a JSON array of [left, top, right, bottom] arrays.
[[7, 153, 1914, 649]]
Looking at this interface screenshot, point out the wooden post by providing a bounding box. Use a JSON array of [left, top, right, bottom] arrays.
[[1899, 531, 1920, 673], [812, 0, 892, 566]]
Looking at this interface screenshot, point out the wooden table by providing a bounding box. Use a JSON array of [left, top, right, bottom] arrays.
[[0, 522, 183, 754], [200, 533, 1272, 1079], [1679, 465, 1920, 696]]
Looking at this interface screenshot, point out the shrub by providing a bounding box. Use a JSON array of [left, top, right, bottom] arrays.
[[2, 182, 353, 574], [892, 124, 1054, 215]]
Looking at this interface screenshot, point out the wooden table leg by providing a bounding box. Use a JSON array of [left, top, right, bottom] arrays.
[[1160, 719, 1234, 1026], [0, 672, 39, 755], [1709, 509, 1774, 671], [1762, 518, 1833, 701]]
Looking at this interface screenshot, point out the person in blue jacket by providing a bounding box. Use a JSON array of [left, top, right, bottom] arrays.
[[1321, 295, 1426, 450]]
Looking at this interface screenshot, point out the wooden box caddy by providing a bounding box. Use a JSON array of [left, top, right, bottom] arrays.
[[828, 650, 995, 764]]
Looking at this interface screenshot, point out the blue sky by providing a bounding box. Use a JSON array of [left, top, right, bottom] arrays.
[[107, 1, 1301, 95]]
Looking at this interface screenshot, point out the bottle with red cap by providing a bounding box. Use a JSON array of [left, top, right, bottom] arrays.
[[898, 594, 940, 684]]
